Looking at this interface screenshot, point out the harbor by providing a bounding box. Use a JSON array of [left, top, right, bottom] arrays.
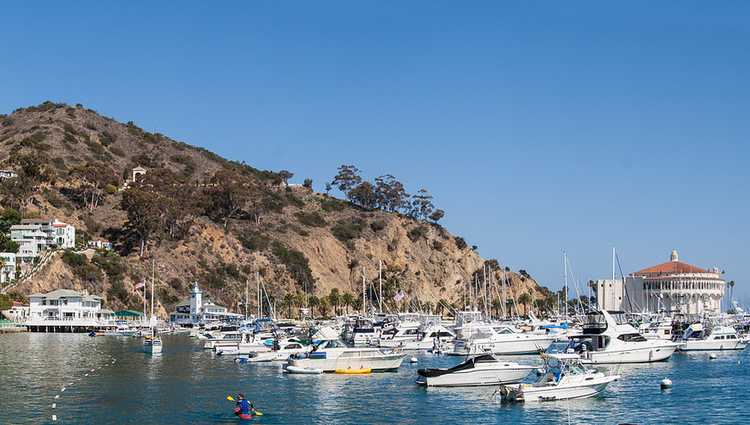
[[1, 332, 748, 424]]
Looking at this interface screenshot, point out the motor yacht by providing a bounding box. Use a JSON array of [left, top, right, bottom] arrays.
[[380, 324, 455, 350], [244, 339, 311, 362], [499, 354, 620, 402], [554, 310, 680, 364], [416, 354, 535, 387], [203, 331, 245, 350], [448, 325, 556, 356], [286, 339, 405, 372], [677, 323, 748, 351], [216, 332, 277, 355]]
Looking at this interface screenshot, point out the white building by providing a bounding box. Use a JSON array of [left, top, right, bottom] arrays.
[[10, 218, 76, 262], [169, 282, 242, 325], [591, 250, 726, 315], [0, 252, 16, 284], [26, 289, 113, 332], [0, 169, 17, 179]]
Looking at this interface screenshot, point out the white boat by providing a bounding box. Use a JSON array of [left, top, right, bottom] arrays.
[[557, 311, 680, 364], [244, 339, 311, 362], [380, 324, 455, 350], [143, 261, 162, 354], [287, 339, 405, 372], [104, 323, 139, 337], [143, 333, 162, 354], [217, 332, 277, 355], [378, 320, 422, 345], [677, 323, 748, 351], [416, 354, 535, 387], [499, 354, 620, 402], [285, 365, 323, 374], [203, 332, 245, 350], [448, 325, 556, 356]]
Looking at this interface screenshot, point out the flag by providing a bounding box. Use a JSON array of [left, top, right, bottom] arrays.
[[394, 290, 405, 302], [135, 281, 145, 290]]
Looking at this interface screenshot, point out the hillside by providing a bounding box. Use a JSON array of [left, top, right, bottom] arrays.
[[0, 101, 553, 318]]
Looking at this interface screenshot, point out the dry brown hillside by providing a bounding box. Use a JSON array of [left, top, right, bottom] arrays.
[[0, 101, 554, 317]]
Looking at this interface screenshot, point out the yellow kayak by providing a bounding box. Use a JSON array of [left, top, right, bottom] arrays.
[[335, 368, 372, 375]]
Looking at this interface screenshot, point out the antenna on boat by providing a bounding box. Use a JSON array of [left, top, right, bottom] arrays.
[[563, 250, 568, 319]]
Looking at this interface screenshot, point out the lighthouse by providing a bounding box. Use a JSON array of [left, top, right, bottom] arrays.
[[190, 282, 203, 322]]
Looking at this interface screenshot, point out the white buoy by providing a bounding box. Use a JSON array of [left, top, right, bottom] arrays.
[[410, 357, 418, 363], [660, 378, 672, 389], [61, 387, 66, 392], [709, 353, 717, 360], [52, 403, 56, 409], [54, 395, 60, 399], [52, 414, 57, 421]]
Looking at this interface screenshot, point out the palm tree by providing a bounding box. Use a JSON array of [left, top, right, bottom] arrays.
[[282, 293, 295, 319], [328, 288, 341, 316], [308, 295, 320, 318], [518, 293, 532, 316], [341, 292, 355, 315]]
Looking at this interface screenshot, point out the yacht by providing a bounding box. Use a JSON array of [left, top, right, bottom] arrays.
[[203, 331, 245, 350], [677, 323, 748, 351], [143, 329, 162, 354], [244, 339, 311, 362], [448, 325, 556, 356], [499, 354, 620, 402], [416, 354, 535, 387], [286, 339, 405, 372], [378, 320, 422, 346], [381, 324, 455, 350], [556, 310, 680, 364], [216, 332, 276, 355]]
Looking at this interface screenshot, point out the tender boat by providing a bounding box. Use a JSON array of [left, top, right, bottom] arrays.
[[677, 323, 748, 351], [499, 354, 620, 402], [554, 310, 680, 364], [417, 354, 535, 387], [448, 325, 556, 356], [203, 331, 245, 350], [287, 339, 405, 373]]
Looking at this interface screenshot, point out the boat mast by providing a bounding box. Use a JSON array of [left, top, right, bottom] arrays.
[[244, 279, 248, 320], [362, 268, 366, 316], [151, 258, 155, 326], [379, 260, 383, 314], [256, 270, 260, 318], [563, 251, 568, 319]]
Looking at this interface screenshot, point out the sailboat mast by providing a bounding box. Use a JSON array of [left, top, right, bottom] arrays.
[[379, 260, 383, 314], [244, 279, 248, 320], [151, 258, 155, 323], [256, 270, 260, 318], [563, 251, 568, 318], [362, 269, 366, 315]]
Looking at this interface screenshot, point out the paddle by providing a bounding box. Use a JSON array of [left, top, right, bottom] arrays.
[[226, 396, 264, 416]]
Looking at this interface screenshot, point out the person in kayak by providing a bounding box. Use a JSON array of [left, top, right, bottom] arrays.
[[235, 394, 252, 418]]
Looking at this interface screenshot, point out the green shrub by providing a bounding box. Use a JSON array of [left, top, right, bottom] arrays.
[[331, 218, 364, 243], [407, 225, 428, 242], [295, 211, 327, 227], [320, 197, 347, 212], [238, 231, 270, 251], [370, 219, 386, 232], [454, 236, 468, 250], [105, 184, 118, 194], [271, 241, 315, 289]]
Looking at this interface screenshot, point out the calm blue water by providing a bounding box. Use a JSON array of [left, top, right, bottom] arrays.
[[0, 334, 747, 424]]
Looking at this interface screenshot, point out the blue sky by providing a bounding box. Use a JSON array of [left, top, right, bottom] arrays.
[[2, 2, 748, 304]]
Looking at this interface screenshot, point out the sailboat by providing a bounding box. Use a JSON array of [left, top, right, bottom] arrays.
[[143, 259, 162, 354]]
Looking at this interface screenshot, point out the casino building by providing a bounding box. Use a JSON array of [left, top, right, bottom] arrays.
[[591, 250, 726, 315]]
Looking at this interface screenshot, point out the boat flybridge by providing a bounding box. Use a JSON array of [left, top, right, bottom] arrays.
[[286, 339, 406, 373], [677, 323, 748, 351], [553, 310, 680, 364], [416, 354, 535, 387], [499, 353, 620, 403], [380, 324, 456, 350]]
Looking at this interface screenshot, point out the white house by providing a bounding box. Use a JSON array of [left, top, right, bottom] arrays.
[[0, 169, 17, 179], [26, 289, 113, 332], [169, 282, 242, 325], [0, 252, 17, 284], [10, 218, 76, 262]]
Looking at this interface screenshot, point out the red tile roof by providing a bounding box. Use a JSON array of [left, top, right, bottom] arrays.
[[633, 260, 707, 277]]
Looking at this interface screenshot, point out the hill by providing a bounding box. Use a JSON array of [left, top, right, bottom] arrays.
[[0, 101, 555, 318]]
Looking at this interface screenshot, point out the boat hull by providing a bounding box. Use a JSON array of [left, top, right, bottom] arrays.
[[678, 340, 748, 351], [417, 366, 534, 387], [502, 376, 618, 402], [289, 352, 405, 373], [582, 344, 678, 364], [449, 337, 555, 356]]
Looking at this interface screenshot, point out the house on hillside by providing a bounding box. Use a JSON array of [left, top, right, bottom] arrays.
[[26, 289, 114, 332], [0, 170, 17, 179], [10, 218, 76, 263], [0, 252, 17, 284]]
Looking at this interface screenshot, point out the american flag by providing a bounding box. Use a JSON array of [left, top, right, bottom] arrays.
[[394, 290, 405, 302], [134, 281, 145, 290]]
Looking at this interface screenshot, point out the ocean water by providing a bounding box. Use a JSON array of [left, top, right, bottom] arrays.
[[0, 333, 747, 424]]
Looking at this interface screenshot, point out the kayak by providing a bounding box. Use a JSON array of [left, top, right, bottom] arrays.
[[233, 407, 253, 420], [285, 365, 323, 374], [335, 368, 372, 375]]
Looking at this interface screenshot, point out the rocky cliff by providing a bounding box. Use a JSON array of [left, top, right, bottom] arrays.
[[0, 102, 552, 317]]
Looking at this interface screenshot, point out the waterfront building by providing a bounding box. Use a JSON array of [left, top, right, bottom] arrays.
[[591, 250, 726, 315], [10, 218, 76, 262], [1, 301, 29, 322], [26, 289, 114, 332], [0, 252, 16, 283], [169, 282, 242, 325]]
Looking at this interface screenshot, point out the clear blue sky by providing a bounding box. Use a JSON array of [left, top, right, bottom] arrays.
[[2, 2, 748, 304]]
